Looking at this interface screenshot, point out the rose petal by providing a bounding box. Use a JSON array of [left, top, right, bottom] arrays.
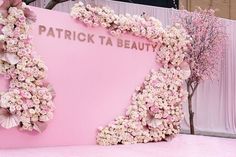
[[179, 61, 190, 70], [3, 53, 20, 65], [10, 0, 22, 7], [0, 108, 20, 129], [0, 0, 11, 10], [0, 9, 8, 18], [33, 122, 47, 133], [24, 8, 36, 22]]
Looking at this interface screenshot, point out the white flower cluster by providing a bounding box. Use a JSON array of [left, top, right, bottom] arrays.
[[71, 1, 164, 38], [70, 2, 191, 145], [0, 3, 55, 132], [97, 67, 190, 145]]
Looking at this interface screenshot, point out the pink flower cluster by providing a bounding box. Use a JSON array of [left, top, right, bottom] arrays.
[[174, 8, 226, 82], [71, 2, 164, 39], [0, 0, 55, 132], [71, 2, 191, 145]]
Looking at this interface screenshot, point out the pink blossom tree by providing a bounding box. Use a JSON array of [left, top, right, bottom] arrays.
[[174, 8, 227, 134]]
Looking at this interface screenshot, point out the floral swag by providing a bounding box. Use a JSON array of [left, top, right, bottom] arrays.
[[0, 0, 55, 133], [71, 2, 191, 145]]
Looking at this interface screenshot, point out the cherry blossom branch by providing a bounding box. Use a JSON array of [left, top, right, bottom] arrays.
[[191, 83, 199, 97], [174, 8, 227, 135]]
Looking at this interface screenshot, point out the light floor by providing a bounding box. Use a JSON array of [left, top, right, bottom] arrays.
[[0, 134, 235, 157]]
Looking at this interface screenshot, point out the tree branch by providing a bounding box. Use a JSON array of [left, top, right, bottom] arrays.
[[190, 83, 194, 93], [190, 82, 199, 97]]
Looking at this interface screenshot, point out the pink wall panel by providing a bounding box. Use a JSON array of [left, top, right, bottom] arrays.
[[0, 7, 156, 148]]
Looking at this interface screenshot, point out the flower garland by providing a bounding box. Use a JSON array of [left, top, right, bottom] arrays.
[[0, 0, 55, 132], [71, 2, 191, 145]]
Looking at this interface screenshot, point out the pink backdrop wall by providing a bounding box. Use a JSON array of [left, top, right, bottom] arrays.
[[0, 7, 156, 148]]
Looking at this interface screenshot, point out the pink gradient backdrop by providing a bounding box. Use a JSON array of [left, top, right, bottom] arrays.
[[0, 7, 156, 148]]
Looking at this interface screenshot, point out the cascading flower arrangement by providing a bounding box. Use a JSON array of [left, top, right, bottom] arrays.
[[71, 2, 192, 145], [0, 0, 55, 133]]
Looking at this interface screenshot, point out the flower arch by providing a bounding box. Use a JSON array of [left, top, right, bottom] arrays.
[[71, 2, 191, 145], [0, 0, 55, 132]]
